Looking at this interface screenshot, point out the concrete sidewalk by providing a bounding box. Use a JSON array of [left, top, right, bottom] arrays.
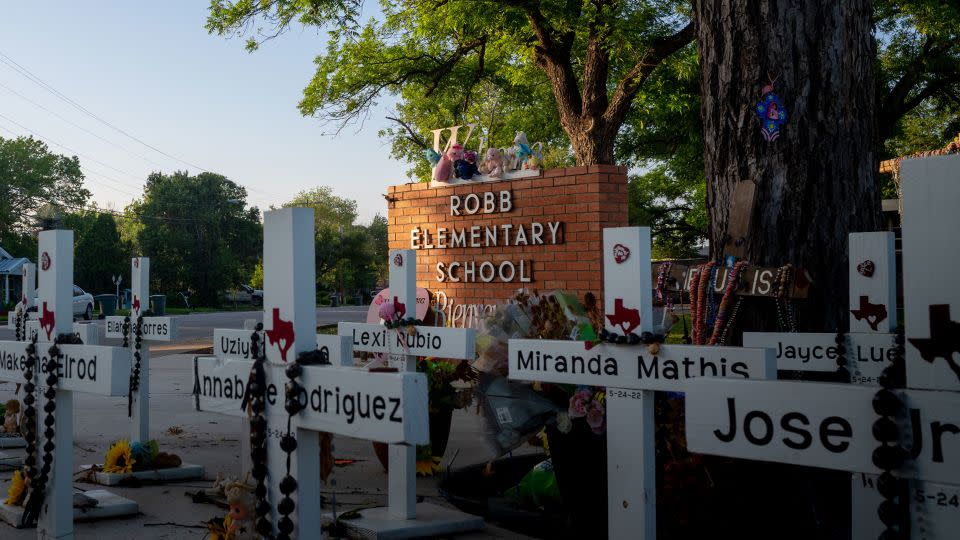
[[0, 353, 538, 539]]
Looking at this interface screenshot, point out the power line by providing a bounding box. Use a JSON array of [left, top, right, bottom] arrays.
[[0, 81, 168, 169], [0, 49, 209, 172], [0, 113, 146, 182]]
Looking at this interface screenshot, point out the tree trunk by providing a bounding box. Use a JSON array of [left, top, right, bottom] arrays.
[[695, 0, 880, 332], [569, 123, 617, 166]]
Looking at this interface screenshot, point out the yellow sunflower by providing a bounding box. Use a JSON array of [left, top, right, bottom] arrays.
[[5, 469, 26, 506], [415, 456, 442, 476], [103, 439, 136, 474], [205, 514, 234, 540]]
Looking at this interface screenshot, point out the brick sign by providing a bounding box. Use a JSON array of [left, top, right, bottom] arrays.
[[387, 166, 629, 326]]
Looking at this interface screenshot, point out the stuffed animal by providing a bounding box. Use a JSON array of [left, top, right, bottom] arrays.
[[506, 132, 532, 170], [225, 483, 258, 540], [432, 144, 463, 182], [481, 148, 505, 178], [422, 148, 441, 167], [523, 152, 541, 170], [1, 400, 20, 434], [456, 150, 480, 180]]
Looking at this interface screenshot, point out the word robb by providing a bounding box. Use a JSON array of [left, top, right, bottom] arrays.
[[408, 189, 564, 284]]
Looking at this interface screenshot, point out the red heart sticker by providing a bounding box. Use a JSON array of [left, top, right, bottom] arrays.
[[857, 260, 875, 278], [613, 244, 630, 264]]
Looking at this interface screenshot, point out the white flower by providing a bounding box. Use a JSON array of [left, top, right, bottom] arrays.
[[556, 412, 573, 434]]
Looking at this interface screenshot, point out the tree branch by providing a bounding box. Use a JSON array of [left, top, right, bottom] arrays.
[[604, 21, 695, 127], [386, 115, 429, 150]]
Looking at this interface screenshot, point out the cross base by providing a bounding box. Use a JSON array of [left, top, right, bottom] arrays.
[[0, 435, 26, 449], [0, 450, 23, 467], [0, 489, 138, 528], [330, 502, 485, 540], [79, 463, 205, 485]]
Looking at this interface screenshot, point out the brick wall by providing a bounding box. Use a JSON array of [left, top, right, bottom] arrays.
[[387, 165, 629, 316]]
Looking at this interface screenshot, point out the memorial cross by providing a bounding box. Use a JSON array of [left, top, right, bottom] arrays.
[[740, 232, 901, 537], [193, 207, 430, 539], [102, 257, 178, 442], [5, 263, 35, 341], [507, 226, 776, 540], [685, 154, 960, 539], [338, 250, 485, 537], [0, 230, 132, 538]]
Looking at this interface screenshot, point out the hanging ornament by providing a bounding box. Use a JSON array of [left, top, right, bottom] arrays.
[[755, 74, 787, 142]]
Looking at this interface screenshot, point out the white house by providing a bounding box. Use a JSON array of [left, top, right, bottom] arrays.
[[0, 246, 31, 305]]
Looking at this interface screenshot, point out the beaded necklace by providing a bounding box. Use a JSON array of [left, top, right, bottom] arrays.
[[708, 261, 749, 345], [695, 262, 716, 344], [14, 308, 24, 342], [22, 333, 79, 526], [19, 335, 39, 517], [241, 323, 273, 538], [688, 266, 703, 344], [128, 315, 143, 417], [705, 265, 720, 330], [834, 331, 849, 383], [870, 326, 909, 538]]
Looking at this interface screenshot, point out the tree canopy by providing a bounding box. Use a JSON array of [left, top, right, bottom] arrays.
[[131, 171, 262, 306], [207, 0, 694, 166], [0, 135, 89, 240]]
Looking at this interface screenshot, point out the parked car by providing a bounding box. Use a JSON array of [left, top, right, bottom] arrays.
[[223, 284, 263, 307], [32, 285, 94, 320]]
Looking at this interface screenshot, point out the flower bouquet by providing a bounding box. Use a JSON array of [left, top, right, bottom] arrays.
[[102, 439, 182, 473]]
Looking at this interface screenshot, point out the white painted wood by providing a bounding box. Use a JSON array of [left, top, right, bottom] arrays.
[[604, 227, 654, 540], [743, 332, 893, 383], [81, 464, 205, 485], [685, 379, 882, 474], [340, 322, 476, 364], [38, 230, 75, 539], [849, 232, 897, 333], [0, 231, 137, 538], [263, 208, 316, 366], [508, 340, 775, 391], [0, 342, 130, 396], [131, 257, 148, 319], [24, 320, 101, 344], [901, 155, 960, 392], [104, 316, 176, 341], [316, 334, 353, 367], [194, 357, 428, 444], [685, 379, 960, 485], [0, 489, 138, 529], [212, 329, 261, 361], [387, 248, 418, 520]]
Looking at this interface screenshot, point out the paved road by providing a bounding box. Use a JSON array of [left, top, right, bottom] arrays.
[[0, 306, 369, 355]]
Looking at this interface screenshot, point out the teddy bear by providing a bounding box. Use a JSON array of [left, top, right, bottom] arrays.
[[1, 400, 20, 434], [480, 148, 505, 178], [432, 144, 463, 182], [455, 150, 480, 180]]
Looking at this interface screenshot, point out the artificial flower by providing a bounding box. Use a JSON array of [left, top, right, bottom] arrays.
[[568, 389, 592, 418], [205, 515, 234, 540], [415, 456, 442, 476], [5, 469, 26, 506], [555, 411, 573, 434], [586, 400, 606, 434], [103, 439, 136, 474]]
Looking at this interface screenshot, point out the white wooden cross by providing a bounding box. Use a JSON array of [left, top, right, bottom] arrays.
[[194, 207, 431, 538], [102, 256, 178, 442], [685, 154, 960, 539], [741, 231, 901, 537], [0, 229, 133, 537], [338, 249, 485, 537], [507, 226, 776, 540]]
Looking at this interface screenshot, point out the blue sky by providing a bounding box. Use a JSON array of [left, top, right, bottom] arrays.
[[0, 1, 397, 223]]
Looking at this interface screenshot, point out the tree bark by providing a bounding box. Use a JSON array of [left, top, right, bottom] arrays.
[[695, 0, 880, 331]]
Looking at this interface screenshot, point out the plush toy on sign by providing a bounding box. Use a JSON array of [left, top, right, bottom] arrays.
[[432, 144, 464, 182], [480, 148, 505, 178], [755, 75, 787, 142], [422, 148, 441, 167], [508, 132, 532, 170], [456, 150, 480, 180]]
